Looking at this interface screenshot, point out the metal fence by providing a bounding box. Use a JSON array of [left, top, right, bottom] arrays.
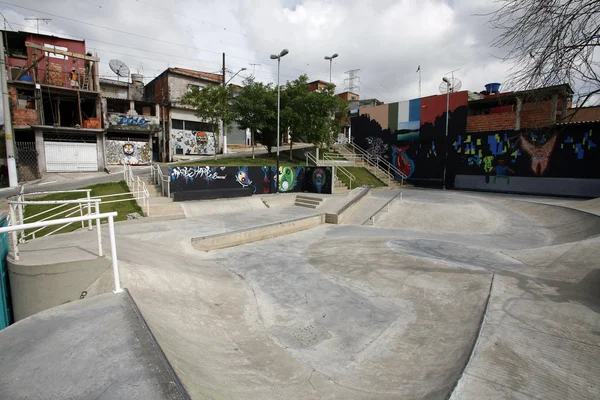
[[15, 142, 39, 182]]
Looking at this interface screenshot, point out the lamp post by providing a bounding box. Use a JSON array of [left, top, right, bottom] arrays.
[[226, 67, 247, 85], [442, 77, 450, 190], [324, 53, 338, 84], [270, 49, 289, 193]]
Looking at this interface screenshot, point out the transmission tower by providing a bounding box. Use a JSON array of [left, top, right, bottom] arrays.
[[344, 69, 360, 92]]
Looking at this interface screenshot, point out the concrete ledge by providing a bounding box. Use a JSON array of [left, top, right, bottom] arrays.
[[8, 257, 111, 321], [191, 214, 325, 251], [326, 187, 371, 224]]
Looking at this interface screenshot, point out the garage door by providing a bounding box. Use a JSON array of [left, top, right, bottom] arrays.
[[44, 141, 98, 172]]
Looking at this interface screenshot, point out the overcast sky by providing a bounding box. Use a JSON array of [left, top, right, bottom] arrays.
[[1, 0, 512, 122]]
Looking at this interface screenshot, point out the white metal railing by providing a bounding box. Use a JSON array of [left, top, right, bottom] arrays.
[[336, 143, 407, 186], [150, 163, 170, 198], [0, 211, 122, 293], [306, 151, 355, 190], [124, 164, 151, 216]]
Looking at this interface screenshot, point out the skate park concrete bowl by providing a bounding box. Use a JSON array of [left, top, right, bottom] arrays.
[[2, 188, 600, 399]]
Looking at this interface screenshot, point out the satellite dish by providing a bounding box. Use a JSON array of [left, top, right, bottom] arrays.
[[109, 59, 130, 78], [439, 77, 462, 94]]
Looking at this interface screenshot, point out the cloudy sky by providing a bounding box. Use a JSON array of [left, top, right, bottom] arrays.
[[1, 0, 512, 121]]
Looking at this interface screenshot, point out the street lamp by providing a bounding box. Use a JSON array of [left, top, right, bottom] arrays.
[[442, 77, 450, 190], [270, 49, 289, 193], [324, 53, 338, 84], [226, 67, 247, 85]]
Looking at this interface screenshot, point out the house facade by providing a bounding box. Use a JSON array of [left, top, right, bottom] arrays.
[[4, 30, 104, 178]]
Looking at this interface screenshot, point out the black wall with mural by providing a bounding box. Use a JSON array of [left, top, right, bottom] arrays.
[[169, 166, 332, 195], [351, 106, 468, 187]]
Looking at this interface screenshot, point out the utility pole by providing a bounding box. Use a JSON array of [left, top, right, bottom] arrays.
[[0, 32, 18, 187], [222, 52, 227, 155]]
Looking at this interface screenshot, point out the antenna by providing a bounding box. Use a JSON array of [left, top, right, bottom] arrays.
[[109, 59, 131, 82], [24, 17, 52, 34], [344, 69, 360, 93], [440, 69, 462, 94]]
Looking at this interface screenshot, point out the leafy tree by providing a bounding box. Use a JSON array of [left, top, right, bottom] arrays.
[[232, 77, 276, 158], [181, 84, 236, 159], [489, 0, 600, 107]]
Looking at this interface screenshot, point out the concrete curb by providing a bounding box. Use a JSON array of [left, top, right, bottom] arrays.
[[191, 214, 325, 251], [326, 187, 371, 224], [125, 288, 191, 400]]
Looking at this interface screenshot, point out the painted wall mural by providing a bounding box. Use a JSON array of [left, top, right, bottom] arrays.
[[106, 139, 151, 165], [453, 125, 600, 180], [171, 130, 216, 155], [107, 112, 159, 128], [169, 166, 332, 194]]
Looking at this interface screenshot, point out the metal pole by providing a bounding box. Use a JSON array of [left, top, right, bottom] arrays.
[[95, 201, 103, 258], [86, 191, 92, 230], [329, 59, 332, 83], [443, 87, 450, 190], [222, 52, 227, 154], [17, 194, 25, 243], [107, 215, 122, 294], [276, 57, 281, 193], [9, 204, 19, 261], [0, 31, 19, 187]]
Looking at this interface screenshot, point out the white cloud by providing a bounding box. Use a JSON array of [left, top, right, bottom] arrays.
[[0, 0, 514, 124]]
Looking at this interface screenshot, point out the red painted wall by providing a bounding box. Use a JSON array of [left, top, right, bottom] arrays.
[[7, 33, 87, 88], [420, 91, 469, 125]]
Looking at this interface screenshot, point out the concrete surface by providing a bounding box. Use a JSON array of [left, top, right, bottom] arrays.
[[4, 188, 600, 399], [0, 290, 188, 400]]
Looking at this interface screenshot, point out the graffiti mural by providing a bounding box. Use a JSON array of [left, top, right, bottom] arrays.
[[391, 145, 415, 178], [108, 112, 159, 128], [169, 166, 332, 194], [520, 133, 557, 175], [172, 130, 216, 155], [106, 139, 151, 165]]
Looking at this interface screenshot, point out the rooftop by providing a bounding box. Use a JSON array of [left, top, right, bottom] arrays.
[[168, 68, 223, 83]]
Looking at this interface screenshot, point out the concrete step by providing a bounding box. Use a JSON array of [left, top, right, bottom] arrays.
[[296, 195, 323, 204], [149, 197, 174, 204], [294, 201, 319, 209]]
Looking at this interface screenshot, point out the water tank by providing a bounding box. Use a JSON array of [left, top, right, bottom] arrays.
[[130, 74, 144, 101], [485, 83, 501, 94], [19, 75, 34, 82]]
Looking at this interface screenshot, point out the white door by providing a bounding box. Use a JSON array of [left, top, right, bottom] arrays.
[[44, 141, 98, 172]]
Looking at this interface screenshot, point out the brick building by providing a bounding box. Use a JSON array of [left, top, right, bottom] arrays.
[[4, 30, 104, 179]]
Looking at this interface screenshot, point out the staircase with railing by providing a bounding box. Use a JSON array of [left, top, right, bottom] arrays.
[[334, 142, 407, 188], [306, 152, 353, 194]]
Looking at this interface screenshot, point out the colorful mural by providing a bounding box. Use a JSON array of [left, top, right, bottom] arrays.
[[169, 166, 332, 194], [107, 112, 159, 128], [106, 139, 151, 165], [171, 130, 216, 155]]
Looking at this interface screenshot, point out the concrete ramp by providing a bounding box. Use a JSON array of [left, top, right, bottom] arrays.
[[0, 290, 188, 400]]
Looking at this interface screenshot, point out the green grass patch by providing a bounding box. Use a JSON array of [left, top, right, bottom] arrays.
[[176, 153, 307, 166], [337, 167, 386, 188], [23, 181, 143, 237]]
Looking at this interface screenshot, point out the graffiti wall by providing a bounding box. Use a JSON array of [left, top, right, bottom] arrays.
[[106, 139, 151, 165], [107, 112, 160, 129], [171, 130, 216, 155], [453, 124, 600, 179], [351, 92, 469, 185], [169, 166, 332, 194]]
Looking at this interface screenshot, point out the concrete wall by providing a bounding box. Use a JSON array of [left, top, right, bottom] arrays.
[[8, 257, 111, 321], [168, 75, 207, 106], [359, 104, 389, 129], [455, 175, 600, 197]]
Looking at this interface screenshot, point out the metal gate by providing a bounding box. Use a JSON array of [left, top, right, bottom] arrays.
[[15, 141, 40, 181], [44, 141, 98, 172]]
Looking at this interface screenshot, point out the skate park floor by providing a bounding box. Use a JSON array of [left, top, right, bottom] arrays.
[[2, 188, 600, 399]]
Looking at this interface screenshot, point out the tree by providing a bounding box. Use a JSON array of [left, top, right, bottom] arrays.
[[489, 0, 600, 107], [181, 84, 236, 159], [232, 77, 275, 158]]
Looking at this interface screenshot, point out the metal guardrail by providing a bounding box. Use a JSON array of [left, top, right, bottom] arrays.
[[150, 164, 170, 198], [124, 165, 151, 216], [336, 143, 407, 186], [0, 211, 123, 294], [306, 152, 355, 190]]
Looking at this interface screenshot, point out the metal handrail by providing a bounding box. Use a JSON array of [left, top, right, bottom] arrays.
[[150, 164, 170, 198], [306, 152, 355, 190], [338, 142, 407, 185], [0, 211, 123, 294], [124, 165, 151, 216]]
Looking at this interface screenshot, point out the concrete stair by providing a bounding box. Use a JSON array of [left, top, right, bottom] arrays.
[[129, 172, 185, 219], [333, 177, 351, 194], [334, 146, 408, 190], [294, 195, 324, 209]]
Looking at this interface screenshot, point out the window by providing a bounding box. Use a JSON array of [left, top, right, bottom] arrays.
[[172, 119, 184, 129], [187, 84, 203, 93], [44, 44, 68, 60], [185, 120, 213, 132]]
